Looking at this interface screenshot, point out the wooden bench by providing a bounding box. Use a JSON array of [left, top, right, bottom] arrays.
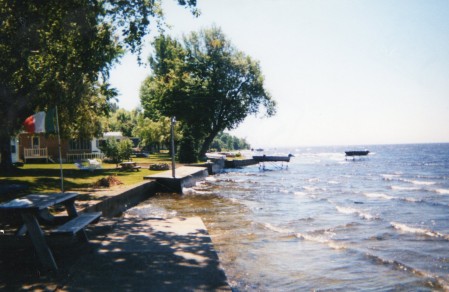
[[132, 165, 141, 171], [51, 212, 101, 242]]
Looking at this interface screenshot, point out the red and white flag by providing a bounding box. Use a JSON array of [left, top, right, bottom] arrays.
[[23, 109, 57, 133]]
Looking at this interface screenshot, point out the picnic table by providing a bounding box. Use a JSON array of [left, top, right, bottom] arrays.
[[0, 193, 101, 271], [119, 161, 141, 171]]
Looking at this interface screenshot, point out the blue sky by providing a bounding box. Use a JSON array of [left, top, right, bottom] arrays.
[[109, 0, 449, 147]]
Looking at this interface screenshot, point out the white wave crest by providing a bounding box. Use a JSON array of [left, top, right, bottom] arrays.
[[294, 191, 307, 196], [364, 192, 394, 200], [435, 189, 449, 195], [264, 223, 294, 234], [327, 180, 340, 185], [336, 206, 378, 220], [402, 179, 436, 186], [296, 232, 345, 250], [390, 185, 420, 191], [303, 186, 317, 192], [391, 222, 449, 240], [400, 197, 420, 203], [182, 187, 214, 195], [303, 186, 327, 192]]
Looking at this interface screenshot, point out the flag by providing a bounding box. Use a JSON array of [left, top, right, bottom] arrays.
[[23, 109, 57, 133]]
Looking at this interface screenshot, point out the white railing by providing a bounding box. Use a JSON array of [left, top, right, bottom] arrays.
[[24, 148, 48, 162], [66, 152, 104, 162]]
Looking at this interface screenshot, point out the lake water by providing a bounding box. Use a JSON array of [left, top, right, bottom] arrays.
[[126, 143, 449, 291]]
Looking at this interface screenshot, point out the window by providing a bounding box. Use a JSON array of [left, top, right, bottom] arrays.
[[32, 136, 40, 148], [69, 138, 91, 151]]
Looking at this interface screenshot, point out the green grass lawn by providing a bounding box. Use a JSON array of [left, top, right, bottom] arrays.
[[0, 153, 174, 202]]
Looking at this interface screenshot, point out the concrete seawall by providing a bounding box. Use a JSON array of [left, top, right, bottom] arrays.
[[84, 180, 158, 217], [76, 157, 262, 219], [190, 158, 225, 175], [82, 166, 211, 217], [144, 166, 209, 193]]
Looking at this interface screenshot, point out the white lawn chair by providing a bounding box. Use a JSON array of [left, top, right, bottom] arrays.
[[87, 159, 102, 170], [75, 159, 102, 171]]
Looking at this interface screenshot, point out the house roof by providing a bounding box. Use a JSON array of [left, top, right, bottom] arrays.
[[103, 132, 123, 137]]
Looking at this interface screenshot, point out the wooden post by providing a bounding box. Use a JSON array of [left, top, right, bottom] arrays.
[[170, 116, 176, 178], [55, 106, 64, 192]]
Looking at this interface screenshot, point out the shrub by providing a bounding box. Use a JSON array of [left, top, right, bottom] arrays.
[[100, 138, 134, 165]]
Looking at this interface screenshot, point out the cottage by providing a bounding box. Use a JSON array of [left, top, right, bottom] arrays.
[[17, 131, 131, 163]]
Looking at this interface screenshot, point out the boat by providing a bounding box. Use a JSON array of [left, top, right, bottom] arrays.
[[345, 150, 370, 157], [252, 154, 294, 162]]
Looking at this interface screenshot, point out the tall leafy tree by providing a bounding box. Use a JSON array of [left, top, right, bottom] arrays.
[[133, 115, 182, 152], [0, 0, 197, 168], [141, 27, 276, 162], [104, 108, 140, 137]]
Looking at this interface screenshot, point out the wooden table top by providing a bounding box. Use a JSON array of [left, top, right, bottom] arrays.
[[0, 193, 78, 211]]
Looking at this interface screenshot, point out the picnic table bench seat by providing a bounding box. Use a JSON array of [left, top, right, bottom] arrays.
[[51, 212, 101, 237], [0, 193, 101, 271]]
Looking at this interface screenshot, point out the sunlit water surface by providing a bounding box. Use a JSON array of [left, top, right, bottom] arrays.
[[125, 144, 449, 291]]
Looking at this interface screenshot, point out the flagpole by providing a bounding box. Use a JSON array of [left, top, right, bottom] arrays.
[[55, 106, 64, 192]]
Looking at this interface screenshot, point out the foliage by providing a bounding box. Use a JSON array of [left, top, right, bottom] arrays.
[[100, 107, 183, 154], [103, 108, 140, 137], [132, 115, 182, 152], [118, 139, 134, 161], [140, 26, 276, 162], [100, 138, 133, 165], [0, 0, 197, 168], [177, 131, 198, 163], [100, 139, 119, 164], [210, 132, 250, 152]]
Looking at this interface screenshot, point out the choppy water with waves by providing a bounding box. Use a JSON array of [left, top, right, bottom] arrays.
[[126, 143, 449, 291]]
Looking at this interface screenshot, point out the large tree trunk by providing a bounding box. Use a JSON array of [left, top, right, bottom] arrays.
[[199, 130, 220, 159], [0, 134, 13, 170]]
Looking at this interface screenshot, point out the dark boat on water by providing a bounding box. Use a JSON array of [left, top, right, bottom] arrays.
[[252, 154, 294, 162], [345, 150, 370, 157]]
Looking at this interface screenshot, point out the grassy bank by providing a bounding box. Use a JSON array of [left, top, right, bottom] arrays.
[[0, 153, 173, 202]]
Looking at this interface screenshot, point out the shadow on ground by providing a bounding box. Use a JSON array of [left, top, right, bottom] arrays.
[[0, 217, 230, 291]]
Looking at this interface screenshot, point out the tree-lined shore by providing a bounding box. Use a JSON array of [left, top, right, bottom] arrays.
[[0, 0, 275, 168]]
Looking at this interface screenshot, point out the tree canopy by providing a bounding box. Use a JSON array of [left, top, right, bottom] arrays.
[[140, 26, 276, 162], [102, 108, 140, 137], [132, 115, 182, 153], [210, 132, 250, 152], [0, 0, 197, 168]]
